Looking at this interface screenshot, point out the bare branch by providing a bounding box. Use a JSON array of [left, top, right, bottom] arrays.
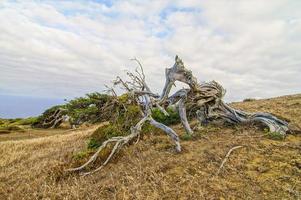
[[104, 84, 117, 97], [216, 146, 243, 176], [131, 57, 145, 80]]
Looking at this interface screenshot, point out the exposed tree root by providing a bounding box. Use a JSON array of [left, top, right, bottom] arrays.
[[161, 56, 290, 136]]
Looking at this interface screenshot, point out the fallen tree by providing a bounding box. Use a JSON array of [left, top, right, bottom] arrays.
[[67, 56, 290, 175]]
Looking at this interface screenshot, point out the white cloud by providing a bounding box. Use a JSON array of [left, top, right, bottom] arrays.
[[0, 0, 300, 102]]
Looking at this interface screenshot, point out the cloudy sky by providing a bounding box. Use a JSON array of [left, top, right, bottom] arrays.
[[0, 0, 301, 117]]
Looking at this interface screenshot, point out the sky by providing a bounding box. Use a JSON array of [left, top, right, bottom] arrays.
[[0, 0, 301, 118], [0, 94, 64, 118]]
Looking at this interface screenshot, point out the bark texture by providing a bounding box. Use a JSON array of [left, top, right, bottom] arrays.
[[161, 56, 289, 136]]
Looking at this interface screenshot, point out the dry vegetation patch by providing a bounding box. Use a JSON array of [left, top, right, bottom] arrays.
[[0, 94, 301, 199]]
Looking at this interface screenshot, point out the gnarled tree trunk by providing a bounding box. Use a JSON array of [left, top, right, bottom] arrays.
[[67, 56, 290, 175], [161, 55, 289, 135]]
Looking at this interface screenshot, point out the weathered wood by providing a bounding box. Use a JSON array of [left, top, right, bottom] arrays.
[[160, 55, 289, 136], [216, 146, 243, 175], [67, 55, 290, 175]]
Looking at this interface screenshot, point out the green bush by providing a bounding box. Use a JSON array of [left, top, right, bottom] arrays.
[[152, 107, 180, 126], [267, 131, 285, 140], [0, 117, 37, 128], [9, 118, 22, 123], [180, 133, 193, 141], [15, 117, 38, 125], [115, 105, 141, 131], [67, 92, 113, 124], [87, 138, 101, 149], [141, 122, 156, 134], [88, 123, 124, 149]]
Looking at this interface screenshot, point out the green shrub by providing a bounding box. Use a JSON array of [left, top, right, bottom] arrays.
[[0, 117, 37, 127], [263, 128, 285, 140], [152, 107, 180, 126], [87, 138, 101, 149], [118, 93, 131, 104], [141, 122, 156, 134], [15, 117, 38, 125], [11, 118, 22, 122], [115, 105, 141, 131], [267, 131, 285, 140], [67, 92, 113, 124], [88, 123, 124, 149], [180, 134, 193, 141]]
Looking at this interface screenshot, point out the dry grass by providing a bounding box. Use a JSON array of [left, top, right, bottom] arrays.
[[0, 94, 301, 200]]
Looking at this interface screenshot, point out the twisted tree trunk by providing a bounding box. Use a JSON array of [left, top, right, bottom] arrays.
[[161, 55, 289, 135], [67, 56, 290, 175]]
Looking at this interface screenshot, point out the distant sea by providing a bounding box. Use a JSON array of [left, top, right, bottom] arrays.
[[0, 95, 65, 119]]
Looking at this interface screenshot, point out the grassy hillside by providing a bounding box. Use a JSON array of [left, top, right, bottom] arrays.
[[0, 94, 300, 199]]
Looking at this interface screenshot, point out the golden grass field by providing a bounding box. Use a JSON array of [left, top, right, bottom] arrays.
[[0, 94, 300, 200]]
